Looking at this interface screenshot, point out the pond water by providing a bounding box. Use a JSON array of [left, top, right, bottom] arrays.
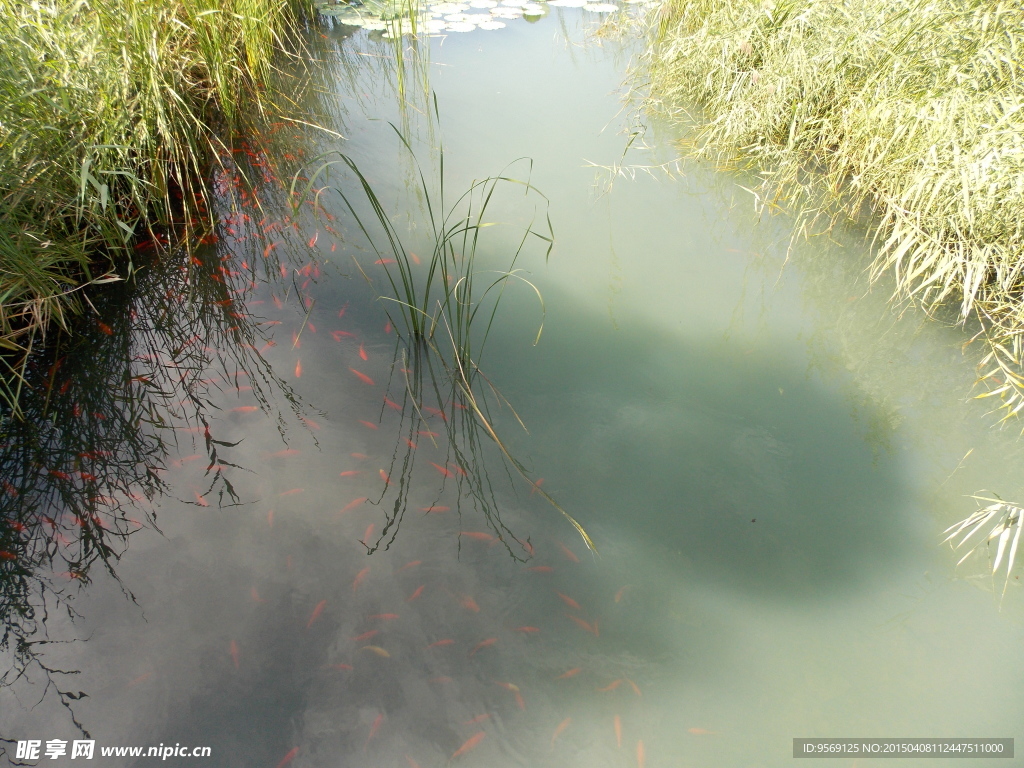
[[2, 6, 1024, 768]]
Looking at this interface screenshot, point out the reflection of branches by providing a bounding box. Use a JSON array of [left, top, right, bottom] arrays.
[[0, 178, 313, 733]]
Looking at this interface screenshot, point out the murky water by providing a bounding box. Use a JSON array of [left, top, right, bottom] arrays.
[[3, 7, 1024, 768]]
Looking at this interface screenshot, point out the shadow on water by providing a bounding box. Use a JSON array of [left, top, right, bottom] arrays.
[[485, 280, 915, 603]]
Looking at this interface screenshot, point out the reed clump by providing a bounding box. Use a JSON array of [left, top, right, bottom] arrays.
[[644, 0, 1024, 417], [0, 0, 308, 414]]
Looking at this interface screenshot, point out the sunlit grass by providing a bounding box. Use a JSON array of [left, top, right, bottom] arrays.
[[0, 0, 310, 415], [643, 0, 1024, 418]]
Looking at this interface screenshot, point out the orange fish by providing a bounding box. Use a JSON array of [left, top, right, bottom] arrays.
[[566, 614, 599, 637], [309, 232, 319, 248], [625, 678, 641, 697], [340, 497, 367, 513], [279, 488, 304, 496], [379, 469, 390, 485], [450, 732, 485, 761], [406, 585, 425, 602], [270, 449, 300, 458], [464, 714, 490, 725], [614, 585, 630, 603], [374, 258, 395, 265], [460, 531, 496, 543], [351, 452, 368, 459], [352, 567, 370, 593], [231, 406, 259, 413], [527, 566, 553, 573], [301, 417, 321, 431], [448, 463, 468, 477], [398, 560, 422, 571], [361, 645, 390, 657], [687, 728, 719, 735], [358, 420, 378, 430], [614, 715, 622, 748], [513, 626, 540, 633], [339, 470, 363, 477], [421, 506, 449, 513], [307, 599, 327, 629], [194, 491, 209, 507], [361, 524, 375, 543], [551, 717, 571, 747], [469, 638, 497, 656], [353, 630, 379, 642], [384, 321, 392, 334], [359, 343, 368, 361], [430, 462, 453, 478], [637, 740, 645, 768], [230, 640, 240, 669], [494, 681, 519, 692], [557, 542, 580, 563], [291, 331, 302, 349], [597, 679, 623, 692], [365, 713, 384, 751], [555, 668, 581, 680], [331, 330, 355, 341], [330, 663, 353, 671], [404, 438, 418, 450], [418, 430, 439, 437], [384, 397, 402, 412], [459, 595, 480, 612], [350, 368, 374, 385], [530, 478, 544, 494], [409, 251, 421, 265], [426, 639, 455, 649], [294, 359, 302, 378], [370, 613, 399, 621], [555, 592, 581, 611], [514, 691, 526, 710], [267, 510, 275, 527], [275, 747, 299, 768]]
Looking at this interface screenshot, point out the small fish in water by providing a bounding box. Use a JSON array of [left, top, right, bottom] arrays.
[[430, 462, 454, 478], [361, 645, 390, 658], [379, 469, 390, 485], [551, 718, 571, 748], [193, 491, 209, 507], [404, 438, 418, 450], [469, 638, 497, 656], [340, 497, 367, 513], [374, 258, 395, 265], [384, 321, 392, 334], [275, 747, 299, 768], [301, 417, 320, 431], [625, 678, 642, 697], [229, 640, 240, 669], [364, 713, 384, 752], [409, 251, 421, 265], [350, 368, 374, 385], [494, 681, 519, 692], [339, 470, 363, 477], [359, 343, 368, 361], [399, 560, 422, 571], [530, 478, 544, 494], [614, 585, 630, 603], [464, 714, 490, 725], [331, 330, 355, 341], [369, 613, 399, 621], [421, 505, 449, 513], [329, 663, 353, 671], [406, 585, 425, 602], [514, 691, 526, 709], [527, 566, 554, 573], [637, 740, 645, 768], [450, 732, 485, 761], [459, 595, 480, 612], [269, 448, 300, 458], [231, 405, 259, 413], [426, 639, 455, 649], [566, 614, 599, 637], [358, 420, 378, 430], [267, 510, 275, 527], [294, 359, 302, 378], [351, 452, 368, 459], [460, 531, 496, 543], [309, 232, 319, 248], [597, 679, 623, 692], [418, 430, 439, 437], [352, 566, 370, 593], [555, 592, 582, 611], [353, 630, 379, 642], [384, 397, 402, 412], [687, 728, 719, 736], [556, 668, 582, 680], [361, 523, 375, 543], [557, 542, 580, 563], [279, 488, 304, 496], [512, 626, 540, 634], [613, 715, 622, 748], [307, 599, 327, 629]]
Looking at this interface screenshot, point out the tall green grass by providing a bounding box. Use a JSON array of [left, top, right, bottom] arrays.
[[0, 0, 309, 415], [643, 0, 1024, 415]]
